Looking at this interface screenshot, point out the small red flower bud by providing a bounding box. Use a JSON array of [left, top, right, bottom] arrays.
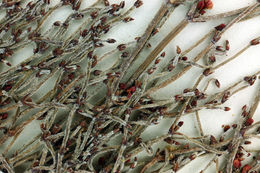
[[250, 39, 259, 45], [205, 0, 213, 9], [119, 83, 126, 90], [178, 121, 184, 127], [241, 164, 251, 173], [233, 159, 241, 169], [0, 113, 8, 120], [223, 125, 230, 132], [197, 0, 205, 10], [224, 107, 231, 111], [245, 118, 254, 126]]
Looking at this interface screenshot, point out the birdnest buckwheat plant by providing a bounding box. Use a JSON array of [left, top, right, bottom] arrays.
[[0, 0, 260, 173]]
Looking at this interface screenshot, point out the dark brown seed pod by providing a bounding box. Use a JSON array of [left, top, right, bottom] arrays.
[[93, 70, 102, 76], [209, 55, 216, 63], [221, 91, 230, 103], [176, 46, 181, 54], [210, 135, 217, 145], [203, 68, 213, 76], [244, 75, 256, 86], [168, 64, 175, 71], [134, 0, 143, 8], [106, 39, 116, 43], [215, 79, 220, 88], [223, 125, 230, 132], [152, 28, 159, 36], [104, 0, 109, 6], [117, 44, 126, 51], [225, 40, 230, 50], [250, 39, 259, 45], [215, 23, 226, 31], [155, 58, 161, 64], [90, 11, 98, 19], [160, 52, 166, 57], [123, 17, 134, 22], [53, 48, 64, 56], [121, 52, 129, 58], [224, 107, 231, 111]]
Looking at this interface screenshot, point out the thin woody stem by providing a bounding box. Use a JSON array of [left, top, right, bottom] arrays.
[[110, 2, 169, 97], [127, 19, 189, 87]]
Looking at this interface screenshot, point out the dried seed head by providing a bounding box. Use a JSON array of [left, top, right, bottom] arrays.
[[168, 64, 175, 71], [199, 9, 206, 15], [51, 124, 61, 134], [87, 51, 93, 58], [189, 154, 197, 160], [147, 67, 156, 74], [221, 91, 230, 103], [181, 56, 188, 61], [203, 68, 213, 76], [73, 1, 81, 11], [53, 48, 64, 56], [121, 52, 129, 58], [257, 127, 260, 133], [90, 11, 98, 19], [104, 0, 109, 6], [127, 86, 136, 98], [223, 125, 230, 132], [219, 136, 224, 142], [155, 58, 161, 64], [160, 52, 166, 57], [244, 75, 256, 86], [81, 29, 88, 37], [168, 124, 175, 134], [216, 46, 225, 52], [117, 44, 126, 51], [120, 1, 125, 8], [244, 141, 251, 145], [176, 46, 181, 54], [0, 113, 8, 120], [53, 21, 61, 26], [135, 37, 141, 42], [242, 105, 247, 111], [3, 85, 12, 92], [215, 79, 220, 88], [134, 0, 143, 8], [245, 118, 254, 126], [209, 55, 216, 63], [106, 38, 116, 43], [225, 40, 230, 50], [152, 28, 159, 36], [233, 159, 241, 169], [215, 23, 226, 31], [93, 70, 101, 76], [178, 121, 184, 127], [224, 107, 231, 111], [191, 100, 197, 107], [197, 0, 205, 10], [250, 39, 259, 45], [91, 57, 98, 68], [241, 164, 251, 173], [123, 17, 134, 22], [119, 83, 126, 90], [174, 95, 183, 101], [210, 135, 217, 145], [205, 0, 213, 9]]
